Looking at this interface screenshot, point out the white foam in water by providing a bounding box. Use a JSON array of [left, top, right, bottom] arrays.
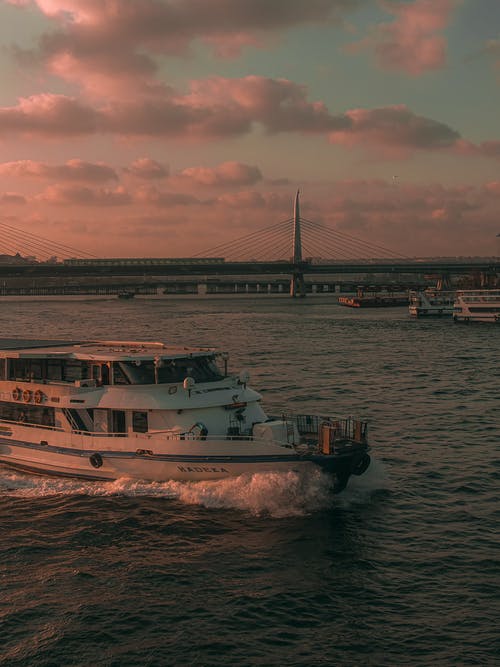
[[0, 459, 388, 517]]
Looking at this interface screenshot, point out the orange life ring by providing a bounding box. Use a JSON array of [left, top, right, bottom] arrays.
[[22, 389, 32, 403], [34, 390, 44, 404], [12, 387, 21, 401]]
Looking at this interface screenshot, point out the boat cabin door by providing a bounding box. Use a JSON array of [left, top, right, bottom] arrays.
[[112, 410, 126, 435]]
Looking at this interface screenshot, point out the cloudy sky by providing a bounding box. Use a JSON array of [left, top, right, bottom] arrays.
[[0, 0, 499, 259]]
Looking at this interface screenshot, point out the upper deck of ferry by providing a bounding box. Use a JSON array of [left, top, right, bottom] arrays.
[[0, 339, 226, 386], [455, 290, 500, 302], [0, 339, 217, 361]]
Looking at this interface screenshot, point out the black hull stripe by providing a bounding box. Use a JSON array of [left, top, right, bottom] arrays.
[[0, 437, 366, 465], [1, 460, 113, 481]]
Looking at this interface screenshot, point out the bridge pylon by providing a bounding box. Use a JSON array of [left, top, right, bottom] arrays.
[[436, 273, 452, 290], [290, 190, 306, 298]]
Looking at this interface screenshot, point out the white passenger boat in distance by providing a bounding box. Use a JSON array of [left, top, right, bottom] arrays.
[[453, 290, 500, 323], [0, 339, 371, 493], [408, 289, 455, 318]]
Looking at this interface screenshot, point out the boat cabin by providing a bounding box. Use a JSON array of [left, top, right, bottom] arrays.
[[0, 339, 234, 438]]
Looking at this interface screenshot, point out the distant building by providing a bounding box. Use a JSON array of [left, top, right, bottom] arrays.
[[0, 253, 35, 265]]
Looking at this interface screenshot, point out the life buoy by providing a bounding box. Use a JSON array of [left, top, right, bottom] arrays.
[[34, 390, 44, 404], [12, 387, 21, 401], [89, 453, 103, 469], [22, 389, 32, 403]]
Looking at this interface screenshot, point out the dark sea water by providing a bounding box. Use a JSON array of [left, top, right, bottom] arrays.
[[0, 295, 498, 666]]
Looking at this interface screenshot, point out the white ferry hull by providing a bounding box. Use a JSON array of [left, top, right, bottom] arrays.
[[0, 437, 351, 483], [409, 305, 454, 318], [453, 313, 500, 324], [453, 289, 500, 323]]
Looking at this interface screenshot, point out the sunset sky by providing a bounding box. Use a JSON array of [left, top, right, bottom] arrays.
[[0, 0, 499, 259]]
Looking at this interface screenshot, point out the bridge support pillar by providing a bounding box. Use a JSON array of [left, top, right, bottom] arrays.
[[479, 271, 497, 288], [436, 273, 452, 290], [290, 272, 306, 298]]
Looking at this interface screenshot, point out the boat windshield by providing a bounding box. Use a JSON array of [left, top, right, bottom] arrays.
[[114, 356, 225, 385]]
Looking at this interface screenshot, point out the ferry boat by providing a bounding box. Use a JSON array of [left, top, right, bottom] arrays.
[[408, 289, 455, 318], [453, 290, 500, 323], [0, 339, 371, 493]]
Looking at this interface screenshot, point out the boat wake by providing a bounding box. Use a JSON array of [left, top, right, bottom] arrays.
[[0, 459, 388, 517]]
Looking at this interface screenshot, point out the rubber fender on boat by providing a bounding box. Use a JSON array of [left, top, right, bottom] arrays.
[[22, 389, 32, 403], [89, 453, 103, 469], [34, 390, 44, 404], [351, 453, 371, 476], [12, 387, 21, 401]]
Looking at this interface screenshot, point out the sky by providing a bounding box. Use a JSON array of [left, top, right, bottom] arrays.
[[0, 0, 499, 259]]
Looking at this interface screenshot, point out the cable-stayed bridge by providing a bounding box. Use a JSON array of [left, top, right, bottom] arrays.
[[1, 192, 498, 295]]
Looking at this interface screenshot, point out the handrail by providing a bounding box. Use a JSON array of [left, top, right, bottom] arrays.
[[1, 412, 368, 449]]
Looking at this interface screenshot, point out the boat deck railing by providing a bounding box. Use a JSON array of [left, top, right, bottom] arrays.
[[287, 414, 368, 443], [1, 413, 368, 453]]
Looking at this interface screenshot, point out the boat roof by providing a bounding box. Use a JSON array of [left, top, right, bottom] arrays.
[[0, 339, 218, 361]]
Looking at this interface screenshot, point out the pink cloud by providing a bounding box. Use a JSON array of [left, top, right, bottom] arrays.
[[124, 158, 169, 179], [216, 191, 267, 209], [348, 0, 460, 75], [182, 76, 347, 134], [454, 139, 500, 159], [1, 87, 497, 164], [134, 186, 201, 207], [8, 0, 363, 98], [0, 193, 27, 204], [27, 0, 362, 53], [177, 162, 262, 187], [328, 105, 460, 154], [0, 78, 348, 139], [0, 159, 117, 182], [39, 184, 131, 206], [0, 94, 98, 137]]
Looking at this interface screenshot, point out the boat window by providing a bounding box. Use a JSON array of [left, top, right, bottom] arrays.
[[112, 362, 131, 385], [0, 401, 55, 427], [47, 359, 63, 381], [0, 359, 5, 380], [63, 360, 84, 382], [116, 356, 224, 384], [8, 358, 31, 380], [132, 411, 148, 433], [157, 356, 224, 383], [115, 361, 156, 385], [30, 360, 44, 380]]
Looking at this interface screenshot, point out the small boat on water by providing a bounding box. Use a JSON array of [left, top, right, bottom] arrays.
[[0, 339, 371, 493], [453, 289, 500, 323], [339, 294, 408, 308], [409, 289, 455, 318], [339, 286, 408, 308]]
